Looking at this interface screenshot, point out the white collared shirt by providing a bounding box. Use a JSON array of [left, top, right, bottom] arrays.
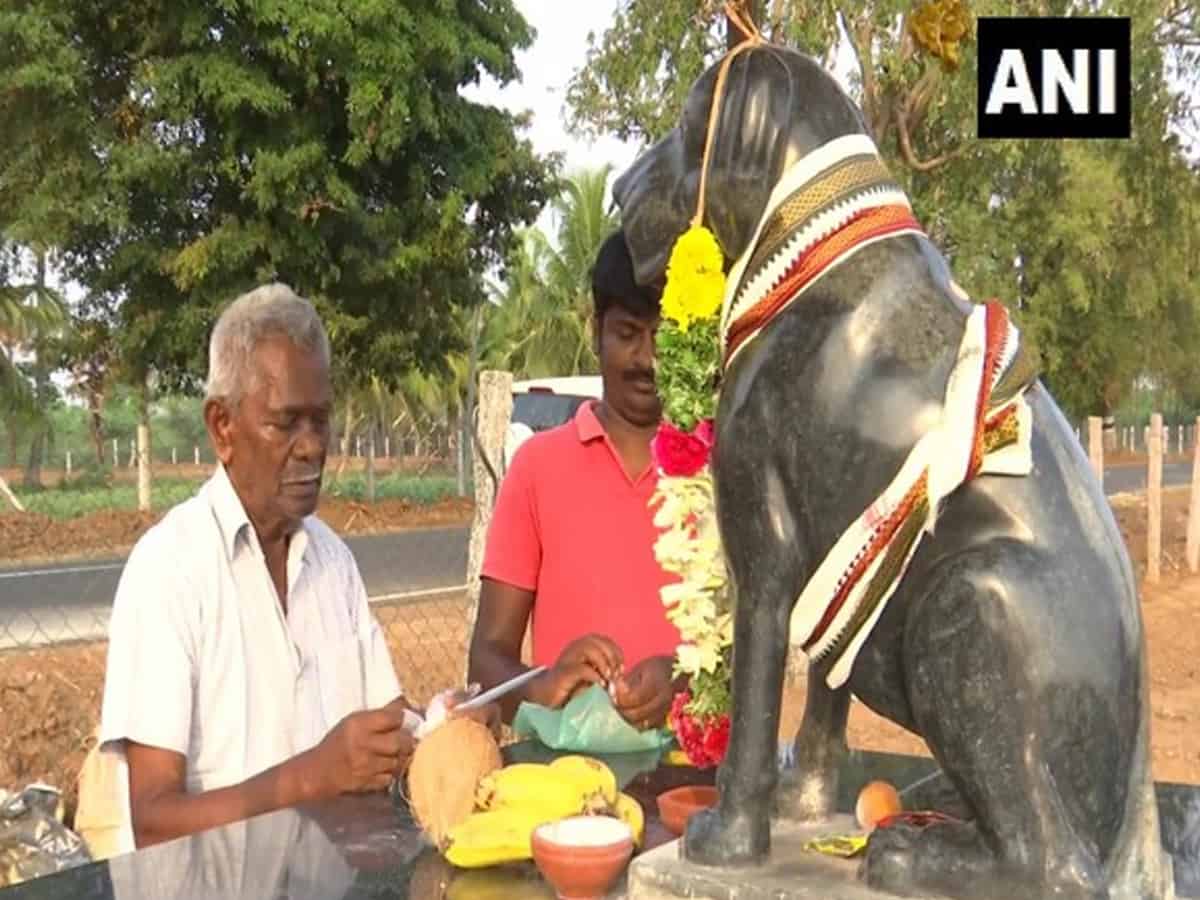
[[98, 465, 401, 807]]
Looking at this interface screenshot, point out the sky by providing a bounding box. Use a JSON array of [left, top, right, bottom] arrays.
[[463, 0, 859, 237], [463, 1, 645, 191]]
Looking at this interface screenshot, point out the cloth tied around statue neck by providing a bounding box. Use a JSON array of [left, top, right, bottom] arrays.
[[717, 133, 1040, 689]]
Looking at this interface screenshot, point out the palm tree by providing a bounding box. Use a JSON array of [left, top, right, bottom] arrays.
[[382, 167, 621, 500], [1, 250, 64, 414], [0, 245, 66, 506], [491, 165, 619, 378]]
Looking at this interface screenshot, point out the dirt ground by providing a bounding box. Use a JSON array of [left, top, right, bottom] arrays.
[[1, 488, 1198, 828]]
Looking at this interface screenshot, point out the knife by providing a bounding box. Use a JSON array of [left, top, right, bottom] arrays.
[[452, 665, 548, 712]]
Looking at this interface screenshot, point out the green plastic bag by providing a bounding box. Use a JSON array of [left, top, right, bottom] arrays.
[[512, 685, 674, 754]]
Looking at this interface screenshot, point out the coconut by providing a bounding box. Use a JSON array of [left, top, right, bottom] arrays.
[[407, 717, 503, 847]]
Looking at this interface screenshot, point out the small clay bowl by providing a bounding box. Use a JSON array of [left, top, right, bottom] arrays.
[[656, 784, 719, 836], [532, 815, 634, 900]]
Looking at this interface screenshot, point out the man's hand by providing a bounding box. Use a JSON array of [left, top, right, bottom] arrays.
[[612, 656, 675, 731], [308, 698, 414, 795], [559, 634, 623, 679], [531, 634, 624, 709]]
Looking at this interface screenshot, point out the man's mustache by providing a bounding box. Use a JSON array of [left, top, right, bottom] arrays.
[[624, 368, 656, 384]]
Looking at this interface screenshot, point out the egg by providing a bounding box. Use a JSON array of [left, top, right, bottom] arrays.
[[855, 780, 902, 831]]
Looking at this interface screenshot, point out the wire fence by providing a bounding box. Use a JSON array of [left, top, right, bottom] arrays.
[[1, 413, 475, 821], [0, 590, 475, 826], [3, 423, 462, 486], [1075, 421, 1198, 457]]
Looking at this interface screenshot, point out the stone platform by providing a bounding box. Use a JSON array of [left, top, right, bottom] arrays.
[[627, 815, 953, 900]]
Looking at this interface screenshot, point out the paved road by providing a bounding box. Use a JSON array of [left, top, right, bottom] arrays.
[[1, 460, 1192, 649], [0, 528, 468, 649], [1104, 462, 1192, 495]]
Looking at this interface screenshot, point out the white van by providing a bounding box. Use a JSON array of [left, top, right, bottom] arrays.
[[504, 376, 603, 468]]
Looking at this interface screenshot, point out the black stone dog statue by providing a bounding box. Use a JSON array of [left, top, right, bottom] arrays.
[[613, 42, 1174, 900]]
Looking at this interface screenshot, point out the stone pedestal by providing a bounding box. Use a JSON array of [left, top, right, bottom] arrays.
[[627, 816, 952, 900]]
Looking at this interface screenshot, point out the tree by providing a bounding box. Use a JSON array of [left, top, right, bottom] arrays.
[[2, 0, 557, 509], [0, 244, 69, 496], [489, 166, 620, 378], [566, 0, 946, 151], [0, 245, 65, 415], [45, 296, 117, 467], [566, 0, 1200, 420]]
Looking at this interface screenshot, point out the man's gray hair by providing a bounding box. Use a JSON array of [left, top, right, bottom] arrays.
[[204, 283, 331, 405]]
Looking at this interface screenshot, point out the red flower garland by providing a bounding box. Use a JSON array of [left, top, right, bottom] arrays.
[[669, 690, 730, 769], [652, 418, 715, 477]]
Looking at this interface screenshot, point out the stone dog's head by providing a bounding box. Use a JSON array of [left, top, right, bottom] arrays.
[[613, 44, 870, 288]]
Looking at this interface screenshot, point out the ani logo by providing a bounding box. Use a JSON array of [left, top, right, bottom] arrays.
[[977, 17, 1131, 140]]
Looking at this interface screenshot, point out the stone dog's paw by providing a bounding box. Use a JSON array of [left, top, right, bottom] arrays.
[[682, 806, 770, 868]]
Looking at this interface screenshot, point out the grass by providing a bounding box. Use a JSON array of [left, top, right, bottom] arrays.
[[11, 472, 461, 519], [14, 479, 203, 519], [323, 471, 459, 504]]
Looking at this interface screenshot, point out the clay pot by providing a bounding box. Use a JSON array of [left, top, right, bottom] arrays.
[[531, 816, 634, 900], [656, 785, 719, 837]]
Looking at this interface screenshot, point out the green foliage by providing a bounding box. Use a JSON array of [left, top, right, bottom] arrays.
[[0, 0, 556, 394], [567, 0, 1200, 421], [0, 246, 68, 417], [566, 0, 727, 145], [324, 472, 457, 505], [683, 647, 731, 720], [13, 472, 457, 518], [14, 479, 201, 519], [155, 394, 209, 457], [1116, 379, 1200, 429], [1, 388, 214, 469], [58, 460, 116, 492], [485, 166, 620, 377], [656, 318, 720, 432]]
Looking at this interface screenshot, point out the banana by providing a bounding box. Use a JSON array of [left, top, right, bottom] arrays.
[[453, 757, 629, 869], [548, 755, 618, 812], [474, 763, 587, 822], [446, 866, 547, 900], [443, 809, 543, 869], [613, 792, 645, 847]]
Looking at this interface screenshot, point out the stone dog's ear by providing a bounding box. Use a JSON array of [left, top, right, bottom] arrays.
[[614, 45, 870, 288], [613, 55, 764, 289], [701, 47, 872, 265]]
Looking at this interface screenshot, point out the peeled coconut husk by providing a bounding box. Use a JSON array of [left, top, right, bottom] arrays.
[[407, 717, 503, 848]]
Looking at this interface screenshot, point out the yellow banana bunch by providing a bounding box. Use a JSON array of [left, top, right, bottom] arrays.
[[548, 755, 618, 811], [443, 808, 546, 869], [613, 792, 645, 847], [475, 763, 588, 821], [444, 756, 640, 869]]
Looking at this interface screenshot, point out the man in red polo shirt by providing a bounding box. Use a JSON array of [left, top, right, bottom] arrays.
[[468, 230, 682, 731]]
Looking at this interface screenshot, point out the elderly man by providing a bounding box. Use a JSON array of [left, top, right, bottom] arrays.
[[88, 284, 474, 852]]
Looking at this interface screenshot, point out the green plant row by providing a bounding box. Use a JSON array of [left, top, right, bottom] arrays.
[[11, 473, 461, 520]]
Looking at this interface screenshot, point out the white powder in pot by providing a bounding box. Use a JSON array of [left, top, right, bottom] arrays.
[[536, 816, 632, 848]]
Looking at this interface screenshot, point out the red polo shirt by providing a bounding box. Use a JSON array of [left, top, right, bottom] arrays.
[[481, 401, 682, 671]]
